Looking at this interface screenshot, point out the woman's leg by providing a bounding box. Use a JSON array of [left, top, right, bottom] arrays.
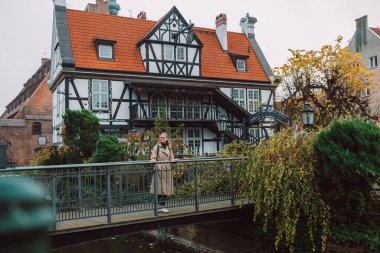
[[158, 194, 166, 207]]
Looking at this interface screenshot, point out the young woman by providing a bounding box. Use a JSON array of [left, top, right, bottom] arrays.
[[150, 132, 175, 213]]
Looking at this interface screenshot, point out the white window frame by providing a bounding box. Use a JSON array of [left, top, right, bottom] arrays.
[[232, 88, 246, 109], [237, 59, 246, 72], [164, 45, 174, 61], [247, 89, 260, 113], [176, 46, 185, 61], [98, 44, 113, 59], [187, 128, 201, 155], [92, 80, 109, 110], [369, 56, 378, 69]]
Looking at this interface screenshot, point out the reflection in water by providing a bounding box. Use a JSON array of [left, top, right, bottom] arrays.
[[51, 221, 262, 253], [51, 232, 194, 253]]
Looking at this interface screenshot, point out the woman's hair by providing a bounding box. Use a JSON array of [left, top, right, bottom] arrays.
[[156, 132, 172, 149]]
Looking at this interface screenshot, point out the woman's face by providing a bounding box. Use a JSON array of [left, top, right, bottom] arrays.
[[160, 134, 168, 143]]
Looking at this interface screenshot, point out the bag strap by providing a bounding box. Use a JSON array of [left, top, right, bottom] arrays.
[[156, 144, 160, 161]]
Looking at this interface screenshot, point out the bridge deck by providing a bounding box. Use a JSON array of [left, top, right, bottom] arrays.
[[55, 200, 239, 232]]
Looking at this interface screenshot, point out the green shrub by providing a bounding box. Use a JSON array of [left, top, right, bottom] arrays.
[[90, 135, 126, 163], [63, 109, 100, 160], [331, 224, 380, 252], [30, 146, 82, 166], [217, 140, 253, 158], [314, 119, 380, 224]]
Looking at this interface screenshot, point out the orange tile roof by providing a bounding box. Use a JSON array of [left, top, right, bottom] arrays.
[[370, 27, 380, 37], [66, 10, 270, 83]]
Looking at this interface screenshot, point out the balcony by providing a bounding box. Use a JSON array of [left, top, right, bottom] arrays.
[[130, 103, 219, 121]]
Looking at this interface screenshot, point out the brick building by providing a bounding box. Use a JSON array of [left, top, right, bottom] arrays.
[[0, 59, 52, 167]]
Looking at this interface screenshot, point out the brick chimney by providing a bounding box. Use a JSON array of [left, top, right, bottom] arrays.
[[216, 13, 228, 52], [41, 58, 50, 66], [85, 0, 109, 15], [355, 15, 368, 52], [240, 13, 257, 38], [137, 11, 147, 20]]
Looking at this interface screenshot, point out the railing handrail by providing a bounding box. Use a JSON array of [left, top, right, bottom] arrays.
[[1, 157, 247, 172], [137, 103, 216, 107]]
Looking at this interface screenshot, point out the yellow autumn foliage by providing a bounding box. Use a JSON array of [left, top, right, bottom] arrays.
[[275, 36, 376, 126]]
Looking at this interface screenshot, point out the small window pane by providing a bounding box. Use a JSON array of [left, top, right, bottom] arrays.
[[32, 122, 42, 135], [92, 80, 108, 110], [101, 82, 108, 92], [239, 90, 244, 99], [248, 90, 253, 99], [188, 129, 194, 138], [164, 45, 174, 61], [369, 56, 378, 68], [233, 90, 239, 99], [93, 81, 99, 91], [99, 44, 113, 59], [237, 59, 246, 71], [254, 90, 259, 100], [195, 129, 200, 138], [101, 94, 108, 107], [176, 47, 185, 61], [249, 101, 253, 112]]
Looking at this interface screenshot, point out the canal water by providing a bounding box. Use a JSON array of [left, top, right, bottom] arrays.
[[50, 220, 264, 253]]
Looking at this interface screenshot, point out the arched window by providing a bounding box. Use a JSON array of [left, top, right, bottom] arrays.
[[185, 95, 201, 119], [32, 122, 42, 135], [169, 94, 184, 119], [151, 93, 166, 118]]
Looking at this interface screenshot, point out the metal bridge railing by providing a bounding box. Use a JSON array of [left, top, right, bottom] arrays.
[[0, 157, 246, 226]]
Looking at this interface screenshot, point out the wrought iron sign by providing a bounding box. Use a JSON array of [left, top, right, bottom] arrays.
[[172, 22, 194, 44]]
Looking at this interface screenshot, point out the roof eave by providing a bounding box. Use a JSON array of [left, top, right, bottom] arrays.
[[63, 67, 273, 87]]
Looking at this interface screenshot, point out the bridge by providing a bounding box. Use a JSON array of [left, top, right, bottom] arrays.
[[1, 157, 251, 249]]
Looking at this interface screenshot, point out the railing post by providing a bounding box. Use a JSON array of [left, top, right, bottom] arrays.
[[229, 162, 235, 206], [119, 173, 123, 206], [51, 174, 57, 230], [154, 168, 159, 216], [107, 170, 112, 223], [77, 171, 82, 210], [195, 162, 199, 211]]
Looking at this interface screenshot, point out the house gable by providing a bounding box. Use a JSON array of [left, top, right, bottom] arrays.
[[137, 6, 203, 76], [138, 6, 202, 46]]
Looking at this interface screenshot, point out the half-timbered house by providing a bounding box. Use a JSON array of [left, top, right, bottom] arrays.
[[49, 0, 279, 155]]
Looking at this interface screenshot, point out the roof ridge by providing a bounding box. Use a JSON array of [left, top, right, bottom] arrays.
[[67, 9, 244, 35], [67, 9, 157, 24]]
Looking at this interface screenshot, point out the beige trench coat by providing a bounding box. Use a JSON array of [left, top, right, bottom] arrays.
[[149, 143, 175, 196]]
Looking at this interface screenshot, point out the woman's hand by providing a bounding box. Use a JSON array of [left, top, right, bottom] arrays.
[[150, 159, 157, 163]]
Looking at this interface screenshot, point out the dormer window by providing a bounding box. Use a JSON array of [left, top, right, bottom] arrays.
[[94, 39, 116, 60], [99, 45, 113, 59], [237, 59, 246, 72], [164, 45, 174, 61]]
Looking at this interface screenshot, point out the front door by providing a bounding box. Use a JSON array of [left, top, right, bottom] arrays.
[[0, 144, 7, 168]]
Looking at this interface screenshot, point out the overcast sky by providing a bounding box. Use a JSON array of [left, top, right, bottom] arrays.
[[0, 0, 379, 112]]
